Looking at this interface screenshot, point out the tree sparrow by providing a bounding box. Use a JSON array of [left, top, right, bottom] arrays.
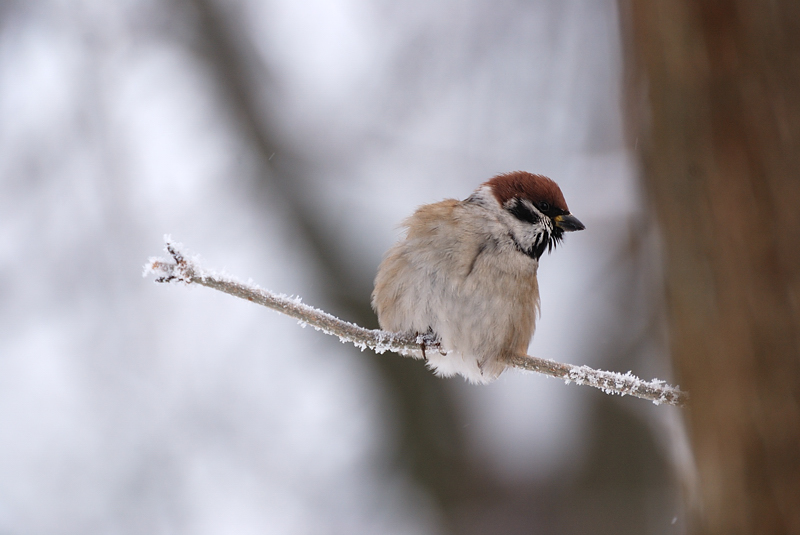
[[372, 171, 584, 383]]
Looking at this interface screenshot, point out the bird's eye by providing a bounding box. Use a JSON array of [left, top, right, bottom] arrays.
[[539, 201, 550, 212]]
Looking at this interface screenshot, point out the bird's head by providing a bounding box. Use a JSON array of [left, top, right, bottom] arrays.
[[483, 171, 585, 260]]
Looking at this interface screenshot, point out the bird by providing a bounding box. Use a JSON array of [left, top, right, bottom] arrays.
[[371, 171, 584, 384]]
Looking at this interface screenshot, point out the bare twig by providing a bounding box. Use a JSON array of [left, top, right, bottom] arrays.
[[145, 238, 688, 407]]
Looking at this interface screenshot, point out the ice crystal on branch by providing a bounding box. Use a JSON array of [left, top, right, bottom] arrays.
[[145, 237, 688, 407]]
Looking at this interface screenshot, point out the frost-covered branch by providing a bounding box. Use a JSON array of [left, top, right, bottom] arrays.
[[145, 238, 688, 407]]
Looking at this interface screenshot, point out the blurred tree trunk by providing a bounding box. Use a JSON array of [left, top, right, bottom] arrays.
[[622, 1, 800, 534]]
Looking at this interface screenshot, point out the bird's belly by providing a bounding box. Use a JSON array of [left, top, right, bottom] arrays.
[[428, 258, 539, 382]]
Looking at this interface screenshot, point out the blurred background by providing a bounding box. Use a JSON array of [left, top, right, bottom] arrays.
[[0, 0, 694, 534]]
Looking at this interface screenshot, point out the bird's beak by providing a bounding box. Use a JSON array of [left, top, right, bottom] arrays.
[[554, 213, 585, 232]]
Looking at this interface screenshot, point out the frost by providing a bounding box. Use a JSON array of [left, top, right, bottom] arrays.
[[560, 363, 684, 405], [145, 236, 688, 407], [143, 256, 168, 278]]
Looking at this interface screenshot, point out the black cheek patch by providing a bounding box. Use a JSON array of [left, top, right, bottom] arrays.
[[507, 200, 540, 225]]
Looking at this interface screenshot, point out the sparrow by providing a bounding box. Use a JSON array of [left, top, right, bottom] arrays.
[[372, 171, 584, 383]]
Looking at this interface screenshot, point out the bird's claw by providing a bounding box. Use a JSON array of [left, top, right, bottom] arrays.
[[416, 330, 443, 360]]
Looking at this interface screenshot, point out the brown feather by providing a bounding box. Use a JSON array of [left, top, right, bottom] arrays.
[[485, 171, 569, 212]]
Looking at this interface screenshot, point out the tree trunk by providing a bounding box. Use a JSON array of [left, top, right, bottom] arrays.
[[622, 1, 800, 533]]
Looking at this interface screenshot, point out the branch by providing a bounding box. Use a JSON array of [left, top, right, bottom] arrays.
[[144, 238, 688, 407]]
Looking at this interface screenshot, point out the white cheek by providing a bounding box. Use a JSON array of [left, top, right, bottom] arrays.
[[505, 212, 550, 251]]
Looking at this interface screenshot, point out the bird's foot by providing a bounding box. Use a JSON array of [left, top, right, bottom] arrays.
[[416, 329, 443, 360]]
